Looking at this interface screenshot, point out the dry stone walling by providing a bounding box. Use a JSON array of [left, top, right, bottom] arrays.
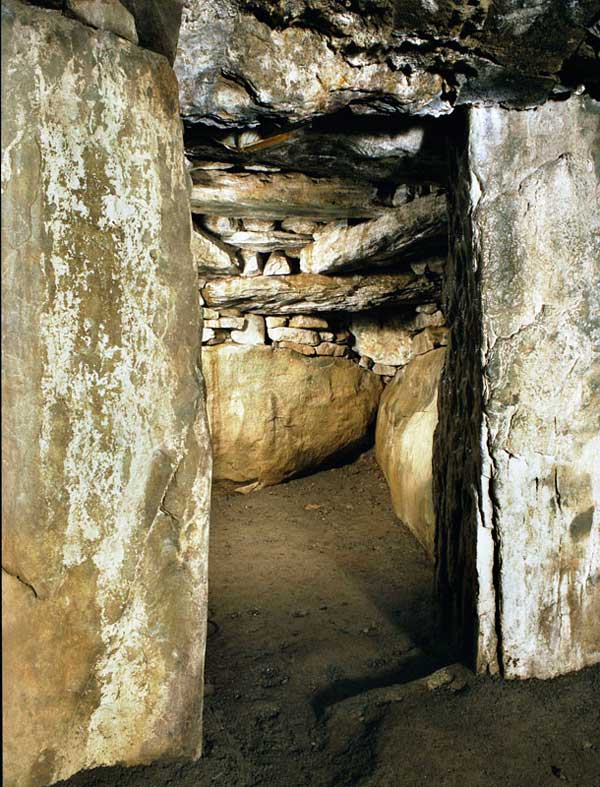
[[189, 171, 449, 505], [2, 2, 211, 786]]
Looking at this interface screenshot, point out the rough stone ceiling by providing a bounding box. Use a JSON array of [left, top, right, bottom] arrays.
[[175, 0, 600, 131]]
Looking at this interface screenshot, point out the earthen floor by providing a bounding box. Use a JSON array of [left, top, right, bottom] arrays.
[[61, 453, 600, 787]]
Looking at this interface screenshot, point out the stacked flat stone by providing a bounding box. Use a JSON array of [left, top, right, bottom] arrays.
[[202, 308, 266, 346], [196, 214, 325, 279], [194, 190, 448, 384], [267, 315, 354, 358], [201, 304, 448, 386]]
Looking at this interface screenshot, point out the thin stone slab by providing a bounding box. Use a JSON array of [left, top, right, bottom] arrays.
[[300, 194, 447, 274], [218, 229, 312, 252], [190, 170, 385, 220], [202, 272, 440, 315]]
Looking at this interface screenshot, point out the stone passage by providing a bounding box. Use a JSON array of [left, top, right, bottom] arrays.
[[189, 167, 449, 538], [435, 96, 600, 679], [1, 2, 211, 785]]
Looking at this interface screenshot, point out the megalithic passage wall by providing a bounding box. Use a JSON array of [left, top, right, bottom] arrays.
[[434, 96, 600, 679], [1, 2, 212, 784]]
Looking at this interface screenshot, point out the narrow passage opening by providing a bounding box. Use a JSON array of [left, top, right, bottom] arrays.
[[188, 112, 455, 775]]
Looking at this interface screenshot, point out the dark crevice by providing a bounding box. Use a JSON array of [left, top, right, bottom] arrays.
[[2, 566, 39, 599]]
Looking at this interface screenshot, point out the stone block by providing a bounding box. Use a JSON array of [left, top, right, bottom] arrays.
[[267, 327, 320, 346], [1, 3, 211, 782]]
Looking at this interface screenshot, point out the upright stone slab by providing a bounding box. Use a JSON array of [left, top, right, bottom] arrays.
[[435, 97, 600, 678], [1, 2, 211, 784], [376, 348, 446, 559]]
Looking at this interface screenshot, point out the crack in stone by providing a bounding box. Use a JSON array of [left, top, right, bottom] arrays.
[[2, 566, 39, 599]]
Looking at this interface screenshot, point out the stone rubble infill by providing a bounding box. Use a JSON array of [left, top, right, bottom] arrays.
[[243, 218, 276, 232], [315, 342, 347, 357], [372, 363, 398, 376], [192, 226, 241, 277], [280, 218, 322, 234], [241, 250, 262, 277], [350, 314, 448, 366], [199, 304, 447, 384], [203, 215, 239, 234], [204, 317, 245, 330]]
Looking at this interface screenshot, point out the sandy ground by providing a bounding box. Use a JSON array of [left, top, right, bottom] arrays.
[[61, 452, 600, 787]]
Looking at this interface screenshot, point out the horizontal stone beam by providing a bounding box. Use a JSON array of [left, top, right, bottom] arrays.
[[201, 271, 441, 314], [300, 194, 447, 275], [218, 229, 312, 252], [190, 170, 386, 220]]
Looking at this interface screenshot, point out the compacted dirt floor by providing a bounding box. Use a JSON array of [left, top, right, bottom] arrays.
[[62, 452, 600, 787]]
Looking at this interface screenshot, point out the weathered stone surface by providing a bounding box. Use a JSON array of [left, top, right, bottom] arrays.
[[218, 229, 312, 252], [176, 0, 595, 127], [263, 251, 292, 276], [190, 170, 385, 220], [192, 225, 240, 277], [349, 313, 447, 367], [267, 326, 320, 346], [176, 2, 445, 127], [376, 349, 446, 558], [300, 195, 447, 274], [288, 315, 330, 329], [65, 0, 138, 43], [202, 272, 440, 315], [1, 3, 211, 784], [203, 345, 382, 485], [434, 96, 600, 679]]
